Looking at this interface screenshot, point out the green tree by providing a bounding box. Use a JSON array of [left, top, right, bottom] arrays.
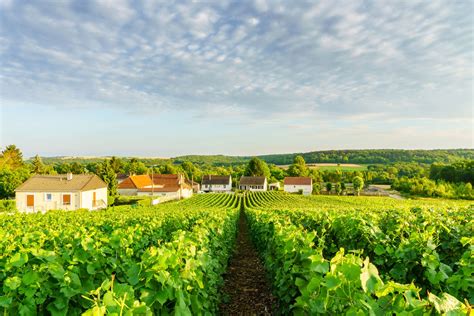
[[269, 164, 285, 181], [70, 162, 86, 174], [161, 164, 178, 175], [244, 157, 270, 178], [341, 182, 346, 193], [32, 155, 45, 174], [326, 182, 332, 193], [353, 176, 364, 196], [127, 159, 148, 175], [55, 163, 72, 174], [109, 156, 124, 174], [97, 160, 118, 200], [312, 183, 321, 195], [0, 168, 30, 198], [335, 183, 342, 195], [181, 161, 195, 179], [288, 155, 308, 177], [0, 145, 24, 169]]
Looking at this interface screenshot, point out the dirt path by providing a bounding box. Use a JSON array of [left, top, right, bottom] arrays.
[[219, 211, 276, 315]]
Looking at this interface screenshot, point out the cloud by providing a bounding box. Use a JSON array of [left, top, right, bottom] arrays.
[[0, 0, 472, 129]]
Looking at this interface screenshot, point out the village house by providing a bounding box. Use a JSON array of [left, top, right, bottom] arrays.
[[238, 176, 267, 191], [201, 175, 232, 192], [15, 173, 108, 213], [284, 177, 313, 195], [118, 174, 193, 201], [268, 182, 281, 191]]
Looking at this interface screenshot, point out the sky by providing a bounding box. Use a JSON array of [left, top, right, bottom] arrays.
[[0, 0, 473, 158]]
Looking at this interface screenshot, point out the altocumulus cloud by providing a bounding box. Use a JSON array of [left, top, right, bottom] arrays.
[[0, 0, 472, 153]]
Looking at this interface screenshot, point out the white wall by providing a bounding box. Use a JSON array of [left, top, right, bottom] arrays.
[[239, 180, 267, 191], [81, 187, 108, 210], [284, 184, 312, 195], [118, 188, 138, 196], [202, 183, 232, 192], [16, 191, 81, 213], [137, 188, 193, 202], [181, 188, 193, 198]]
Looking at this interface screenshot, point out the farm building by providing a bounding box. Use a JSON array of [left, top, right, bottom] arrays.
[[284, 177, 313, 195], [239, 176, 267, 191], [201, 175, 232, 192], [15, 173, 107, 213], [118, 174, 193, 200], [268, 182, 281, 190]]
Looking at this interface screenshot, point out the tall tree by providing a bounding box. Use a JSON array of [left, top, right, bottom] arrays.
[[353, 176, 364, 196], [288, 155, 308, 177], [32, 155, 45, 174], [109, 156, 124, 174], [97, 160, 118, 198], [0, 145, 24, 169], [244, 157, 270, 178]]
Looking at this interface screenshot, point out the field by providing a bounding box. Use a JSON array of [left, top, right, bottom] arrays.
[[0, 193, 472, 314], [277, 163, 367, 171]]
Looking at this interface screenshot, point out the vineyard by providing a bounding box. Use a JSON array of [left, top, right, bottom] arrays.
[[0, 192, 473, 315]]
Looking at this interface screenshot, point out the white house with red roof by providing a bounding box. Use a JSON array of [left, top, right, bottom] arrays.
[[284, 177, 313, 195], [118, 174, 193, 200]]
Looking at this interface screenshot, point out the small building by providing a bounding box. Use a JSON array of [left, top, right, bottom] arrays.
[[201, 175, 232, 192], [284, 177, 313, 195], [118, 174, 193, 200], [15, 173, 108, 213], [239, 176, 267, 191], [186, 179, 200, 193], [268, 182, 281, 191], [117, 175, 153, 196]]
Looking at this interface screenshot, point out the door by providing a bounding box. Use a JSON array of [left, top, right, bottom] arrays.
[[93, 192, 97, 207], [26, 194, 34, 207]]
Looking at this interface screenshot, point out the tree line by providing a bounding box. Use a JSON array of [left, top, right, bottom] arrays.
[[1, 145, 473, 200]]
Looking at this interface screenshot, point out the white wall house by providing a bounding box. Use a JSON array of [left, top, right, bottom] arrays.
[[201, 175, 232, 192], [284, 177, 313, 195], [118, 174, 193, 201], [15, 173, 108, 213], [268, 182, 281, 191], [239, 176, 267, 191]]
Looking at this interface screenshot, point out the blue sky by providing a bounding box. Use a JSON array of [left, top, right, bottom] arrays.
[[0, 0, 472, 157]]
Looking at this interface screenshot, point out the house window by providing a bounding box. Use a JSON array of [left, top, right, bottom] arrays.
[[27, 194, 34, 207], [45, 193, 52, 201], [63, 194, 71, 205]]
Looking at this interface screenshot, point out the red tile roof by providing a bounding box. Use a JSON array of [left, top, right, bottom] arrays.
[[118, 175, 153, 189], [119, 174, 192, 192], [284, 177, 312, 185]]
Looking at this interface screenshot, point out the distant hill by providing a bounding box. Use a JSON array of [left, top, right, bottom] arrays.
[[30, 149, 474, 166], [175, 149, 474, 166], [256, 149, 474, 165]]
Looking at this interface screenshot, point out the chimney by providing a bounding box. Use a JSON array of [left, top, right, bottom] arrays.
[[67, 173, 73, 181]]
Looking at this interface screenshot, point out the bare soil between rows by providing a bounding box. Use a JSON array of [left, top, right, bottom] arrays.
[[219, 211, 277, 315]]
